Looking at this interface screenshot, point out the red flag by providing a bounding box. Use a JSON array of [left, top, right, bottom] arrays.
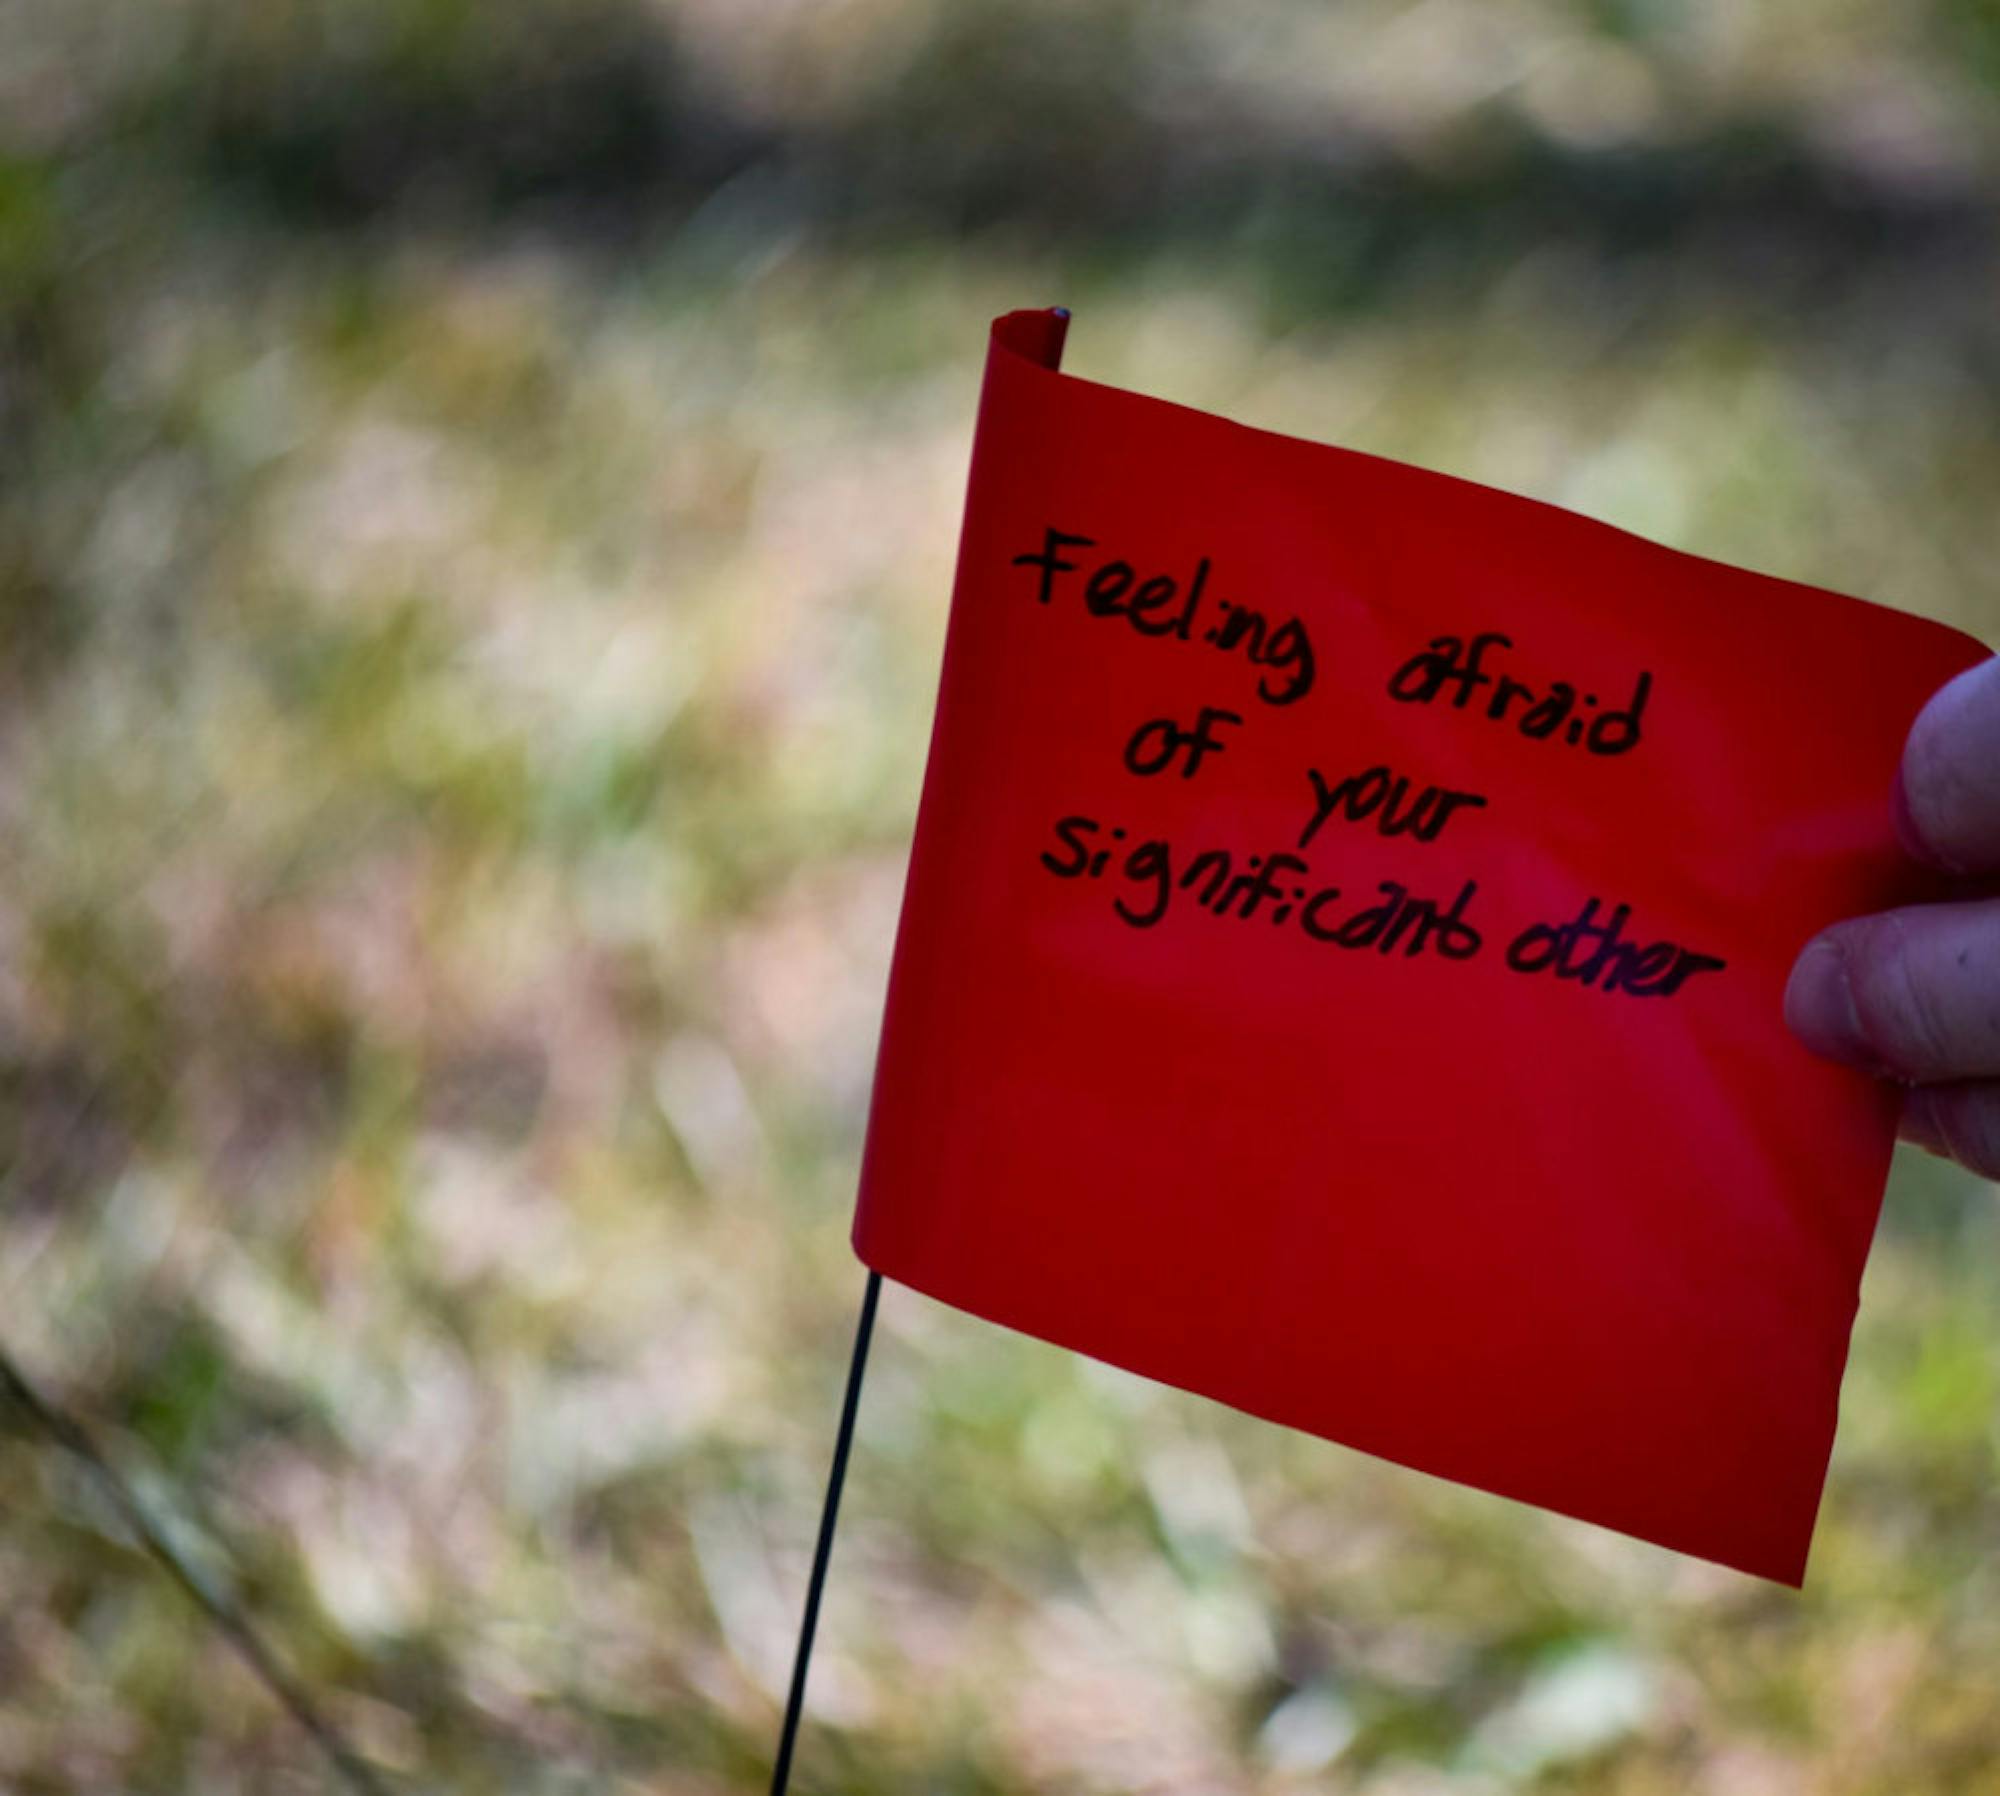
[[852, 308, 1986, 1584]]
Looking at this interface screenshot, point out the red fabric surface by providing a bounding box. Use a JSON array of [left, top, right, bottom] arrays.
[[851, 308, 1988, 1583]]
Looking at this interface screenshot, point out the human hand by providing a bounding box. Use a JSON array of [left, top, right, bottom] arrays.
[[1785, 654, 2000, 1176]]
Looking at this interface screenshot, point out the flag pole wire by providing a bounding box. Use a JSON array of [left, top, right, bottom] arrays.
[[0, 1343, 391, 1796], [770, 1268, 882, 1796]]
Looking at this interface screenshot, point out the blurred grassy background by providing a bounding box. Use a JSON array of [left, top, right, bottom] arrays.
[[3, 1, 2000, 1790]]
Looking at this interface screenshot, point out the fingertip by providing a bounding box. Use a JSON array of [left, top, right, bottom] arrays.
[[1898, 654, 2000, 874], [1784, 932, 1871, 1070], [1889, 762, 1939, 869]]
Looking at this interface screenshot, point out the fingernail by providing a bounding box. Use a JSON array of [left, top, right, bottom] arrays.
[[1889, 765, 1936, 867], [1784, 935, 1874, 1069]]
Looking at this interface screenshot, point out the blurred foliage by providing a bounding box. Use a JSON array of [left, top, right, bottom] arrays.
[[2, 0, 1999, 1789]]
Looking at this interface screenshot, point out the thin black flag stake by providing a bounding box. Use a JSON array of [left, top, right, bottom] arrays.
[[770, 1268, 882, 1796]]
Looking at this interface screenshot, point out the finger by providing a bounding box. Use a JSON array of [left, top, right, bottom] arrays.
[[1785, 900, 2000, 1082], [1902, 1084, 2000, 1181], [1899, 1081, 1952, 1154], [1898, 654, 2000, 874]]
